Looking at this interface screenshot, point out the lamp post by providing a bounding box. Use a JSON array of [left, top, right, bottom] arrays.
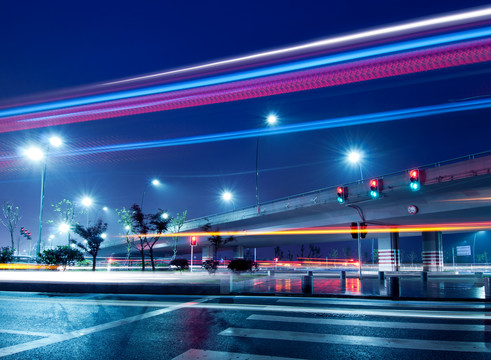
[[141, 178, 160, 210], [347, 150, 364, 181], [256, 113, 278, 213], [25, 136, 62, 257], [81, 197, 93, 226]]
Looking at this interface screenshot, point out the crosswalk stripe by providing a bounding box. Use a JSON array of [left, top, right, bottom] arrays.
[[0, 329, 55, 337], [219, 328, 491, 353], [275, 298, 486, 309], [171, 349, 307, 360], [247, 314, 491, 332]]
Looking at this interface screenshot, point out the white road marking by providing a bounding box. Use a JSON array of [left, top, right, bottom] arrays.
[[275, 298, 486, 309], [0, 299, 209, 358], [172, 349, 308, 360], [0, 295, 188, 308], [220, 327, 491, 353], [248, 314, 491, 332], [0, 329, 55, 337]]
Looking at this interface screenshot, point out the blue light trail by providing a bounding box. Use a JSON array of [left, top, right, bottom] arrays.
[[1, 27, 491, 119], [57, 98, 490, 157]]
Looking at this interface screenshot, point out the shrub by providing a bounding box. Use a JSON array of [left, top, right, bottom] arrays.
[[169, 258, 189, 271], [0, 247, 14, 263], [228, 259, 257, 273], [202, 260, 218, 275], [38, 246, 84, 271]]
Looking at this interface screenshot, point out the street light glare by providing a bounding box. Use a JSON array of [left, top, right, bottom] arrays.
[[151, 179, 160, 186], [25, 147, 44, 161], [161, 212, 169, 219], [102, 206, 108, 211], [101, 233, 107, 239], [81, 197, 93, 207], [266, 113, 278, 125], [58, 223, 70, 233], [222, 191, 233, 202], [347, 151, 362, 163], [49, 136, 63, 147]]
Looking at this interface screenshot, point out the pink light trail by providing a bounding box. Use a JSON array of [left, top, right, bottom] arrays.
[[1, 38, 490, 133]]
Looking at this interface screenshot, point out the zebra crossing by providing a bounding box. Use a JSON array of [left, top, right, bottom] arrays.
[[173, 297, 491, 359]]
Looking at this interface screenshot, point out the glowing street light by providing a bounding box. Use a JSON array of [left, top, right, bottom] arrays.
[[101, 233, 107, 239], [141, 178, 161, 210], [24, 135, 63, 257], [222, 191, 233, 202], [347, 150, 364, 181], [256, 112, 279, 212], [81, 197, 93, 226], [102, 206, 108, 212], [266, 113, 278, 125], [161, 212, 169, 219], [58, 223, 70, 233], [125, 225, 131, 231]]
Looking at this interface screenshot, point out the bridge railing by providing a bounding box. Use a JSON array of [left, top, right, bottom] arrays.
[[183, 149, 491, 229]]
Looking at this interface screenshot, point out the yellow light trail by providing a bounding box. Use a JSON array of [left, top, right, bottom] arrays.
[[125, 221, 491, 239]]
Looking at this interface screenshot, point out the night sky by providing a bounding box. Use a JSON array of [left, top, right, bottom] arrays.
[[0, 1, 490, 255]]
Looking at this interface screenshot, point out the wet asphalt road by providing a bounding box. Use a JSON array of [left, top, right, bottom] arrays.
[[0, 291, 490, 359]]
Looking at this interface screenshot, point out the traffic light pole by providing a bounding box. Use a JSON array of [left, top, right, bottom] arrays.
[[357, 222, 362, 279], [190, 244, 194, 273], [36, 161, 48, 258]]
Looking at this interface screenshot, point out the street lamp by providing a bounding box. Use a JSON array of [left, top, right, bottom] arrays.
[[347, 150, 364, 181], [81, 197, 93, 226], [24, 136, 63, 257], [141, 178, 161, 210], [256, 113, 278, 212], [222, 191, 233, 202]]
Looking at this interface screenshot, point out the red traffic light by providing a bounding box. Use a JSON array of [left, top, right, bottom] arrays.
[[410, 169, 419, 179], [190, 236, 197, 246], [336, 187, 344, 194], [370, 179, 378, 188]]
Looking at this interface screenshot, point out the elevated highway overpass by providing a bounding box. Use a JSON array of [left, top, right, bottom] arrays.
[[102, 151, 491, 270]]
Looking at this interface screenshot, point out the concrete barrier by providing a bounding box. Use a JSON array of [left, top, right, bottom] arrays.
[[302, 275, 313, 295], [340, 271, 346, 280]]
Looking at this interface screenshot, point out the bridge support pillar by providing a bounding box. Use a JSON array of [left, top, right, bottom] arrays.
[[202, 246, 214, 262], [422, 231, 443, 272], [233, 245, 244, 259], [378, 232, 400, 272]]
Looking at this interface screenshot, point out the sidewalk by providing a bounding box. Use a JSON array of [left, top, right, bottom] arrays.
[[0, 270, 489, 300]]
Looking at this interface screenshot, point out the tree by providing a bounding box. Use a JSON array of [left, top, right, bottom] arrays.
[[274, 246, 284, 261], [146, 209, 170, 271], [408, 251, 417, 266], [286, 250, 294, 262], [477, 251, 488, 264], [0, 201, 21, 251], [116, 207, 135, 264], [51, 199, 81, 246], [168, 211, 187, 260], [297, 244, 305, 260], [169, 258, 189, 271], [202, 223, 235, 261], [344, 246, 352, 259], [307, 244, 321, 258], [38, 246, 84, 271], [129, 204, 170, 271], [0, 247, 14, 263], [72, 219, 108, 271]]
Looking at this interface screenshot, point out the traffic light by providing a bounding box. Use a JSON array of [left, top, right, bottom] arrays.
[[369, 179, 380, 199], [359, 222, 368, 238], [336, 186, 347, 204], [350, 222, 368, 239], [409, 169, 420, 191], [20, 227, 30, 239], [190, 236, 197, 246], [350, 222, 358, 239]]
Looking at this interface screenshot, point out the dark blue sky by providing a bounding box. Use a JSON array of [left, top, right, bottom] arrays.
[[0, 1, 490, 252]]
